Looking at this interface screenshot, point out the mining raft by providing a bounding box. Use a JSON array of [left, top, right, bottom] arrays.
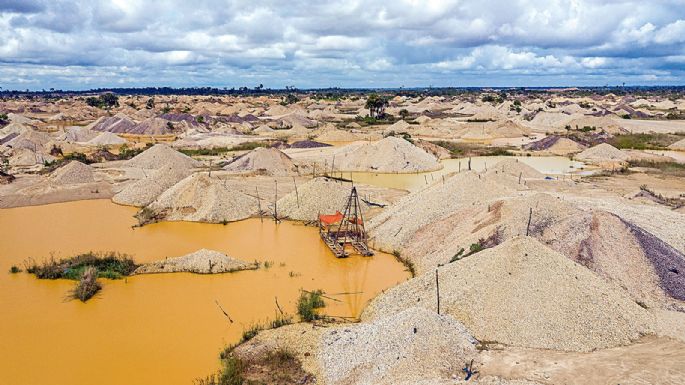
[[318, 187, 374, 258]]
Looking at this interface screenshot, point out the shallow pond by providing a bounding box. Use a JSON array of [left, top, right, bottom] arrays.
[[0, 200, 409, 385], [341, 156, 586, 191]]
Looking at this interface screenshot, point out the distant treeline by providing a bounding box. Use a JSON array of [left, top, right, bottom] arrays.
[[1, 85, 684, 99]]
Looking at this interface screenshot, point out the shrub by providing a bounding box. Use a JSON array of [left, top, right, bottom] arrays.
[[9, 265, 21, 274], [27, 252, 137, 280], [72, 266, 102, 302], [297, 290, 325, 321]]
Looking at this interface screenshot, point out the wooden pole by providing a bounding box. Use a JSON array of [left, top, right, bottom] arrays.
[[274, 180, 278, 223], [256, 187, 263, 223], [468, 157, 472, 171], [518, 172, 522, 184], [526, 207, 533, 236], [435, 269, 440, 315], [293, 177, 300, 207]]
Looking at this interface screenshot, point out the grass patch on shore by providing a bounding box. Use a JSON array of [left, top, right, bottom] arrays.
[[297, 290, 326, 322], [26, 252, 137, 280], [629, 160, 685, 177], [608, 133, 682, 150], [179, 141, 271, 157], [392, 250, 416, 277], [198, 348, 308, 385], [431, 141, 515, 158]]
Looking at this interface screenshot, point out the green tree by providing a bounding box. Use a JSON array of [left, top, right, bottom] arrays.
[[365, 94, 389, 118]]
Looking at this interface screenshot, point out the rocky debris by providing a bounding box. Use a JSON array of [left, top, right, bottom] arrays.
[[49, 161, 96, 184], [334, 136, 441, 173], [223, 147, 298, 176], [365, 237, 655, 352], [321, 307, 478, 385], [126, 143, 202, 170], [0, 170, 15, 184], [142, 173, 258, 223], [112, 166, 192, 207], [133, 249, 257, 274]]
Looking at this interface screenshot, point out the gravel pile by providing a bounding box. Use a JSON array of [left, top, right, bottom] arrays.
[[320, 307, 478, 385], [144, 173, 258, 223], [126, 143, 202, 170], [134, 248, 257, 274], [223, 147, 298, 176], [275, 177, 370, 221], [485, 158, 544, 179], [90, 113, 136, 133], [334, 136, 441, 173], [290, 140, 331, 149], [85, 131, 127, 146], [401, 192, 685, 308], [112, 166, 192, 206], [524, 136, 585, 155], [575, 143, 629, 162], [364, 237, 655, 352], [49, 161, 96, 184], [368, 171, 514, 253]]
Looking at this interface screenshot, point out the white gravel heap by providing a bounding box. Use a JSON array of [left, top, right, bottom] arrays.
[[575, 143, 629, 162], [364, 237, 654, 352], [276, 177, 369, 221], [112, 166, 192, 207], [334, 136, 441, 173], [126, 143, 202, 170], [485, 158, 544, 179], [49, 161, 96, 184], [321, 307, 478, 385], [85, 131, 127, 146], [223, 147, 298, 176], [134, 248, 257, 274], [368, 171, 513, 252], [144, 172, 258, 223]]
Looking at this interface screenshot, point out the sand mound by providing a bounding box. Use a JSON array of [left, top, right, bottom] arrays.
[[276, 177, 369, 221], [49, 161, 95, 184], [575, 143, 628, 162], [384, 120, 411, 134], [321, 307, 478, 385], [315, 128, 363, 142], [669, 138, 685, 150], [112, 166, 192, 207], [85, 132, 127, 146], [485, 159, 544, 179], [126, 144, 201, 170], [143, 173, 258, 223], [223, 147, 298, 176], [134, 249, 257, 274], [365, 237, 654, 352], [253, 124, 274, 135], [8, 148, 55, 167], [334, 137, 441, 173]]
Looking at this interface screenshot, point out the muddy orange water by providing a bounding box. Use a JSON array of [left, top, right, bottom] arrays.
[[0, 200, 409, 385]]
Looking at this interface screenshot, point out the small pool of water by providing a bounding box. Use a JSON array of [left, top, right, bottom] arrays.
[[0, 200, 409, 385], [340, 156, 586, 191]]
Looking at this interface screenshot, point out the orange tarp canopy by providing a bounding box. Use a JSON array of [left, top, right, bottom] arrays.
[[319, 211, 344, 225]]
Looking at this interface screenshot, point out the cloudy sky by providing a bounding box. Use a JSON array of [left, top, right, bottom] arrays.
[[1, 0, 684, 90]]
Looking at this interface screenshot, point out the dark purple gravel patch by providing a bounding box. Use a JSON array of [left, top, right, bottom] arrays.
[[620, 218, 685, 301], [523, 135, 561, 151], [290, 140, 332, 149]]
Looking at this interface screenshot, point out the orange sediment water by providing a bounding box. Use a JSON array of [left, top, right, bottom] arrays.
[[0, 199, 409, 385]]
